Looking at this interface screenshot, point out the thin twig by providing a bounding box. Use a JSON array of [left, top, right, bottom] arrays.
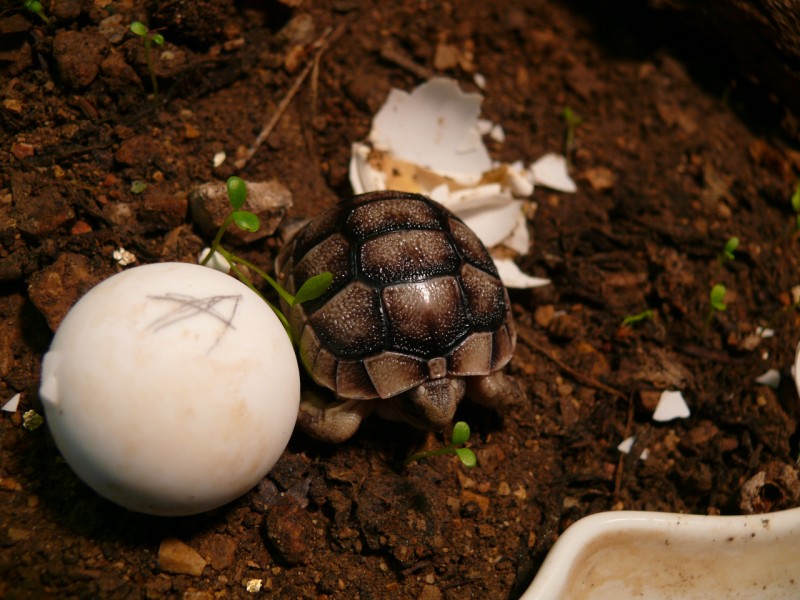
[[234, 22, 346, 171], [613, 393, 635, 503], [516, 327, 627, 401], [379, 40, 434, 80]]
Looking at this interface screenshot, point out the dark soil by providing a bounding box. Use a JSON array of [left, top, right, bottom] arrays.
[[2, 1, 800, 598]]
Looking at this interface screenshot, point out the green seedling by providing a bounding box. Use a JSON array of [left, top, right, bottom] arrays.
[[561, 106, 583, 168], [201, 176, 332, 337], [720, 236, 739, 263], [621, 309, 654, 327], [705, 283, 728, 330], [404, 421, 477, 468], [130, 180, 147, 194], [23, 0, 50, 24], [792, 182, 800, 230], [130, 21, 165, 99]]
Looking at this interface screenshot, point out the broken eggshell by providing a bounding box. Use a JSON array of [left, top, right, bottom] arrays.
[[38, 263, 300, 516], [349, 77, 575, 288]]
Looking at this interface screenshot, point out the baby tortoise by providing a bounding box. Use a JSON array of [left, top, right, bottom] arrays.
[[276, 190, 524, 442]]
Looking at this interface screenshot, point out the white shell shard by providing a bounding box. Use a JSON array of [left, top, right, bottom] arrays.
[[530, 153, 578, 193], [2, 393, 20, 413], [617, 436, 649, 460], [457, 199, 523, 248], [212, 151, 226, 168], [198, 247, 232, 274], [652, 390, 691, 422], [349, 77, 578, 288], [493, 258, 550, 288], [755, 369, 781, 388], [757, 326, 775, 339], [370, 78, 491, 178], [795, 340, 800, 398]]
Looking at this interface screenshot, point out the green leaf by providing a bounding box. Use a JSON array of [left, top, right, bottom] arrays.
[[455, 447, 477, 468], [151, 33, 165, 45], [226, 176, 247, 210], [710, 284, 727, 311], [451, 421, 471, 445], [562, 106, 583, 128], [232, 210, 260, 232], [292, 272, 333, 306], [792, 183, 800, 213], [130, 21, 148, 36], [130, 180, 147, 194], [723, 237, 739, 260], [621, 309, 654, 327]]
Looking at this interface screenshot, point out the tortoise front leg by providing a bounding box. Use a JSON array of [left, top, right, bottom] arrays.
[[297, 391, 374, 443]]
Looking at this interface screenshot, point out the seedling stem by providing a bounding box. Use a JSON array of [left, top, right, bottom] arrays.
[[201, 176, 332, 340], [23, 0, 50, 24], [130, 21, 164, 100], [404, 421, 477, 468]]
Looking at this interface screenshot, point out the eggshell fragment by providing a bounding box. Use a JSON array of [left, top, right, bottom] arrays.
[[755, 369, 780, 389], [2, 393, 20, 413], [617, 436, 649, 460], [652, 390, 690, 422], [349, 77, 577, 289], [530, 153, 578, 193], [39, 263, 300, 516]]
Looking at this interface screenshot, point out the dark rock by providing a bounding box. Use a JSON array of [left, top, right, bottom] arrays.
[[27, 253, 100, 331], [53, 30, 109, 89], [189, 180, 292, 246]]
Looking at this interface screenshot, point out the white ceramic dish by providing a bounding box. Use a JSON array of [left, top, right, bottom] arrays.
[[522, 342, 800, 599], [520, 507, 800, 600]]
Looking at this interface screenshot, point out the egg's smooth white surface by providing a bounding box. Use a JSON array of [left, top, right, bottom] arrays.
[[39, 262, 300, 516]]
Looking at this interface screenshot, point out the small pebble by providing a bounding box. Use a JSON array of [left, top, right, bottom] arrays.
[[157, 538, 207, 576]]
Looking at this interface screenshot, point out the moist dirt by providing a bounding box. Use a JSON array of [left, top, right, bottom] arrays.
[[1, 1, 800, 598]]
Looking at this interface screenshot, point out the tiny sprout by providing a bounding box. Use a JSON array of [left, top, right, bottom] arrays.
[[130, 21, 165, 100], [404, 421, 477, 468], [710, 284, 728, 312], [621, 309, 654, 327], [721, 236, 739, 262], [561, 107, 583, 168], [705, 283, 728, 331], [792, 182, 800, 230], [23, 0, 50, 24], [130, 180, 147, 194], [201, 176, 331, 338]]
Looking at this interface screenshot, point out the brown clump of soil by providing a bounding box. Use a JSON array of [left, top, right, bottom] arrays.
[[1, 1, 799, 598]]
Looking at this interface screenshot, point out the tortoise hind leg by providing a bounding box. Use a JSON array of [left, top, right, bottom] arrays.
[[466, 370, 526, 408], [297, 391, 374, 443]]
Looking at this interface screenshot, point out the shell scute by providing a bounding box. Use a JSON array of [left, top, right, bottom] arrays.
[[309, 281, 385, 358], [381, 276, 470, 358], [360, 229, 459, 284]]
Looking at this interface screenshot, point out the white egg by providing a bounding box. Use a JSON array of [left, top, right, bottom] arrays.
[[39, 262, 300, 516]]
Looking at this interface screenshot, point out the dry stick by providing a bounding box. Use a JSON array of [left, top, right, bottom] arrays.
[[516, 328, 627, 401], [613, 393, 636, 503], [234, 23, 344, 171]]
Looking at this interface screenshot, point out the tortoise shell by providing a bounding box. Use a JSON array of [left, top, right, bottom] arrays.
[[275, 190, 516, 400]]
